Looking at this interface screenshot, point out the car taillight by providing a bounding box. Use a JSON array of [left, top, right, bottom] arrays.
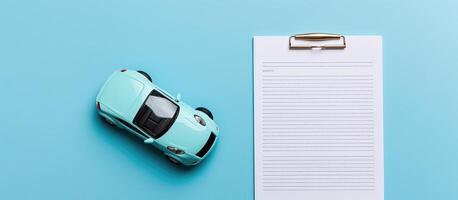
[[120, 69, 127, 72], [97, 102, 101, 111]]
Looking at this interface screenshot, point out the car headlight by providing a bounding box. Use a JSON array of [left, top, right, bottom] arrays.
[[167, 146, 185, 155], [194, 114, 206, 126]]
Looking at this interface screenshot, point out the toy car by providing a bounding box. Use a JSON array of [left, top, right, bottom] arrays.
[[96, 69, 219, 165]]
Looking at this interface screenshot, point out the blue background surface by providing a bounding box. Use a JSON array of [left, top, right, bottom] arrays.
[[1, 0, 457, 199]]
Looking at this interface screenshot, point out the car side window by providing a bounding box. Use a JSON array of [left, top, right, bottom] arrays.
[[115, 117, 148, 138]]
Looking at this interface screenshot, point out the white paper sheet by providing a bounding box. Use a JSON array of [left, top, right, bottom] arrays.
[[254, 36, 384, 200]]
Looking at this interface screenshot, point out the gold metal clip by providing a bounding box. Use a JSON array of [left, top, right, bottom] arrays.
[[289, 33, 346, 49]]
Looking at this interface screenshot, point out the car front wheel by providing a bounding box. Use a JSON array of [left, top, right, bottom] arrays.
[[166, 156, 182, 165], [196, 107, 213, 119]]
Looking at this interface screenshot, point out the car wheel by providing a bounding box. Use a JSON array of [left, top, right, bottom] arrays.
[[196, 107, 213, 119], [137, 70, 152, 82], [166, 156, 182, 165], [103, 117, 115, 126]]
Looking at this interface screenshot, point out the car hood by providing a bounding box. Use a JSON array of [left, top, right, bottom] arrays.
[[156, 104, 215, 155]]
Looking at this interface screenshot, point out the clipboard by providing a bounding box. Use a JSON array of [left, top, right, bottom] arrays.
[[253, 32, 384, 200]]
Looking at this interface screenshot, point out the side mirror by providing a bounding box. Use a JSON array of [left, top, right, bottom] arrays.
[[144, 138, 155, 144], [176, 93, 182, 102]]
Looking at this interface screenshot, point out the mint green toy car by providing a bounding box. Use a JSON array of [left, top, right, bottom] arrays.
[[96, 69, 219, 166]]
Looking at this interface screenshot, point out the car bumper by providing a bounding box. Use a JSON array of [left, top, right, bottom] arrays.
[[174, 132, 218, 166]]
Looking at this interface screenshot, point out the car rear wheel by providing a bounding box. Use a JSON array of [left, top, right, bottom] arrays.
[[166, 156, 182, 165], [137, 70, 152, 82], [103, 117, 115, 126], [196, 107, 213, 119]]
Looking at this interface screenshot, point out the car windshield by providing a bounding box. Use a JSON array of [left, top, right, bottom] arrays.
[[133, 90, 179, 139]]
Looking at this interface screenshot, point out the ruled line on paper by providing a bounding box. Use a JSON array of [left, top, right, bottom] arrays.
[[262, 61, 374, 64]]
